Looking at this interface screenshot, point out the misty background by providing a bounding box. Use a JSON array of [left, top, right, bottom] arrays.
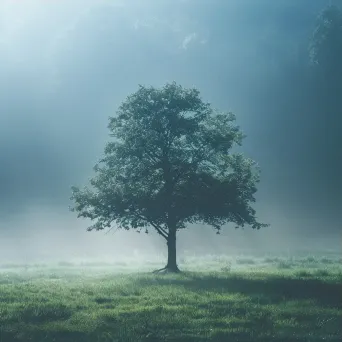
[[0, 0, 341, 263]]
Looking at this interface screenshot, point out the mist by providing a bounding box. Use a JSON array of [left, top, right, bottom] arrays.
[[0, 0, 341, 263]]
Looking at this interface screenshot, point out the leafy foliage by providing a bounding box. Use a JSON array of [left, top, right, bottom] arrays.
[[71, 83, 267, 239], [308, 5, 342, 197], [310, 5, 342, 73]]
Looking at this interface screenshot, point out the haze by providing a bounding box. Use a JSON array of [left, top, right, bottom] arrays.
[[0, 0, 341, 264]]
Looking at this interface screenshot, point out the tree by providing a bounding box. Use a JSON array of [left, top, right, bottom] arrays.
[[70, 83, 268, 272], [309, 5, 342, 115], [308, 5, 342, 203], [310, 5, 342, 81]]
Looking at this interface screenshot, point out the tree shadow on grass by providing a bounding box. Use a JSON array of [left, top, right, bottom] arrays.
[[139, 273, 342, 308]]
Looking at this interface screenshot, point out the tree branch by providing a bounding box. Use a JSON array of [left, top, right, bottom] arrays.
[[144, 148, 161, 164], [151, 223, 169, 240], [135, 213, 169, 240]]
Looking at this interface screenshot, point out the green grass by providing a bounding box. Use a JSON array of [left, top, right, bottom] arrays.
[[0, 255, 341, 342]]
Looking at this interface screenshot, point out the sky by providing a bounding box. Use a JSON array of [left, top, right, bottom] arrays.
[[0, 0, 341, 261]]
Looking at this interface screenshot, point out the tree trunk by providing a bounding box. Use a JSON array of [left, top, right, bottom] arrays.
[[165, 228, 180, 272]]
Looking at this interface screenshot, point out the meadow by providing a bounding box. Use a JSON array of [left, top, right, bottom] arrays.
[[0, 252, 341, 342]]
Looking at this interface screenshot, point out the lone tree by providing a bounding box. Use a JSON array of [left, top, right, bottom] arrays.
[[71, 83, 268, 272]]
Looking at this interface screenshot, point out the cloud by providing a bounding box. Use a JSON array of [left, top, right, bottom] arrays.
[[181, 32, 197, 49]]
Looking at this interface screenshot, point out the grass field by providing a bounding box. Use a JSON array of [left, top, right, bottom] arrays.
[[0, 253, 341, 342]]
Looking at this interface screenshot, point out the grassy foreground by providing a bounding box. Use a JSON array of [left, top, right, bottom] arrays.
[[0, 255, 341, 342]]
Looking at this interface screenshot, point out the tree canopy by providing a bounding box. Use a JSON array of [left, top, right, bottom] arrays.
[[308, 5, 342, 198], [310, 5, 342, 75], [71, 83, 268, 272]]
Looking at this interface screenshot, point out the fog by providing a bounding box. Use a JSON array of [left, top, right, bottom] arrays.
[[0, 0, 341, 263]]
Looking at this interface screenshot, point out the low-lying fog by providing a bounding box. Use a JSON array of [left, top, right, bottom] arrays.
[[0, 205, 339, 266]]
